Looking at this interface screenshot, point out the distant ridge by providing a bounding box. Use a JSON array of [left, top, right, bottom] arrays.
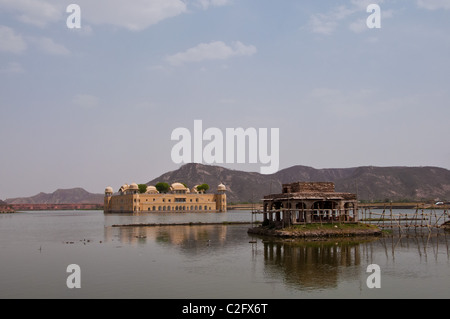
[[147, 163, 450, 203], [6, 188, 103, 205], [5, 164, 450, 205]]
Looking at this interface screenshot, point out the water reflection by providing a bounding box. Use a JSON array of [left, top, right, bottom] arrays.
[[375, 231, 450, 263], [105, 224, 229, 249], [2, 211, 450, 298], [259, 230, 450, 292], [101, 217, 450, 297], [261, 239, 373, 290]]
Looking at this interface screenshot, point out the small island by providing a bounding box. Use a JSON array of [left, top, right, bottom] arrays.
[[248, 222, 381, 239], [248, 182, 382, 239]]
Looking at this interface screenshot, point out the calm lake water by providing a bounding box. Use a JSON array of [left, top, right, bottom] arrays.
[[0, 210, 449, 299]]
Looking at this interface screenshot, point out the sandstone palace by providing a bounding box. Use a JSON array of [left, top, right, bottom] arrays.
[[104, 182, 227, 213]]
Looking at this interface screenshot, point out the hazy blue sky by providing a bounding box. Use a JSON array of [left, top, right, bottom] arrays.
[[1, 0, 450, 198]]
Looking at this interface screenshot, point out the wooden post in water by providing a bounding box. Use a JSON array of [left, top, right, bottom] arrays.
[[390, 206, 393, 229], [414, 206, 419, 229], [428, 209, 432, 231], [421, 207, 424, 228]]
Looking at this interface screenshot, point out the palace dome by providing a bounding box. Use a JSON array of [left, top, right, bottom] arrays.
[[105, 186, 113, 193], [218, 183, 226, 191], [191, 185, 199, 193], [146, 185, 158, 193], [129, 183, 139, 190], [171, 183, 187, 190]]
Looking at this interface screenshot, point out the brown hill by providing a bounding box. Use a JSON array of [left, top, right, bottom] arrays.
[[6, 188, 103, 205], [147, 163, 450, 203], [6, 164, 449, 206]]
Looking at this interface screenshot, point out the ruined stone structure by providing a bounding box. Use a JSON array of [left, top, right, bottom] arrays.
[[262, 182, 358, 227]]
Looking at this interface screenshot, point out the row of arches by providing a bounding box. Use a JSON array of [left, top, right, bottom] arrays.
[[146, 205, 213, 212], [263, 200, 358, 224]]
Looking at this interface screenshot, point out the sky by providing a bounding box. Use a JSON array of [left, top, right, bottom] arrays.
[[1, 0, 450, 199]]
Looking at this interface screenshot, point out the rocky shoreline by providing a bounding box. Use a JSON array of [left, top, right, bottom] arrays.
[[248, 223, 382, 239]]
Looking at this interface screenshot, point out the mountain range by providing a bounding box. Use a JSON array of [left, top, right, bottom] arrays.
[[5, 188, 104, 205], [4, 164, 450, 205], [147, 163, 450, 203]]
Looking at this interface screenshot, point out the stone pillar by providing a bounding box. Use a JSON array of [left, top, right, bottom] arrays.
[[292, 201, 298, 223], [338, 201, 345, 222], [305, 209, 312, 223]]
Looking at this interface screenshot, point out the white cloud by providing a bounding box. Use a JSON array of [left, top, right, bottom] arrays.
[[0, 25, 69, 56], [417, 0, 450, 10], [309, 6, 355, 35], [308, 0, 389, 35], [348, 18, 368, 34], [0, 0, 230, 32], [196, 0, 231, 10], [0, 0, 187, 31], [166, 41, 257, 66], [350, 0, 384, 10], [0, 0, 62, 27], [76, 0, 187, 31], [28, 37, 70, 56], [309, 14, 339, 36], [0, 25, 27, 53]]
